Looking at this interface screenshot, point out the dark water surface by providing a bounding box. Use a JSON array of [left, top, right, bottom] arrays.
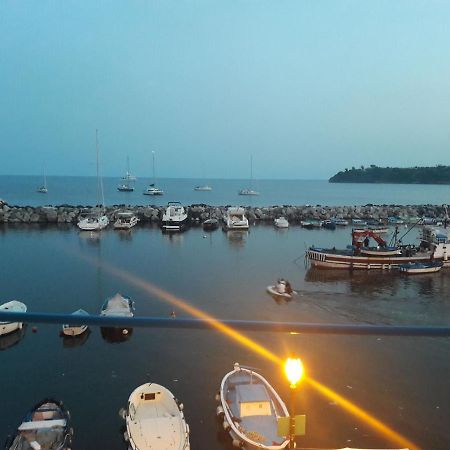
[[3, 175, 450, 207], [1, 224, 449, 450]]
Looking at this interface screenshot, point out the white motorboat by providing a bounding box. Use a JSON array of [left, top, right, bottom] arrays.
[[118, 182, 134, 192], [62, 309, 89, 337], [217, 363, 290, 450], [77, 130, 109, 231], [223, 207, 249, 230], [123, 383, 190, 450], [0, 301, 27, 336], [101, 293, 134, 318], [144, 151, 164, 195], [114, 211, 139, 229], [161, 202, 189, 232], [274, 217, 289, 228], [194, 185, 212, 191], [6, 398, 73, 450], [239, 155, 260, 196]]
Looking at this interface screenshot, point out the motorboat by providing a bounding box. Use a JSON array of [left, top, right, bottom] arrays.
[[114, 211, 139, 229], [101, 293, 134, 337], [331, 217, 349, 226], [6, 398, 73, 450], [161, 202, 189, 232], [118, 182, 134, 192], [0, 301, 27, 336], [122, 383, 190, 450], [62, 309, 89, 337], [321, 220, 336, 230], [203, 218, 219, 231], [399, 261, 443, 274], [194, 185, 212, 191], [352, 218, 367, 226], [216, 362, 290, 450], [274, 217, 289, 229], [121, 156, 137, 181], [301, 220, 321, 229], [223, 207, 249, 230], [143, 184, 164, 196], [77, 210, 109, 231]]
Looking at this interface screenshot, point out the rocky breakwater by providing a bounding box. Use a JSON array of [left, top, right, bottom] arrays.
[[0, 199, 447, 225]]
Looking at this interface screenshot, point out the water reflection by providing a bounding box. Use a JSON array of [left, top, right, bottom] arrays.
[[225, 230, 248, 248], [61, 329, 91, 348], [100, 326, 133, 343], [0, 326, 26, 351], [163, 232, 185, 245], [117, 229, 133, 241], [78, 230, 103, 245]]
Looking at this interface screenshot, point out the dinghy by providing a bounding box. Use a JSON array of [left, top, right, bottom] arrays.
[[6, 398, 73, 450], [122, 383, 190, 450], [217, 363, 290, 450], [100, 293, 134, 338], [61, 309, 89, 337], [399, 261, 443, 274], [0, 300, 27, 336]]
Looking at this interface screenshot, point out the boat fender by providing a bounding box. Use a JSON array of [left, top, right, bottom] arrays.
[[216, 406, 224, 418], [123, 430, 129, 442], [232, 439, 245, 448], [179, 403, 184, 411], [215, 392, 220, 402], [223, 420, 231, 431]]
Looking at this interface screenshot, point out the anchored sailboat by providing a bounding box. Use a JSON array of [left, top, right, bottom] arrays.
[[77, 130, 109, 231], [118, 156, 135, 191], [144, 151, 164, 195], [239, 155, 259, 196], [37, 167, 48, 194]]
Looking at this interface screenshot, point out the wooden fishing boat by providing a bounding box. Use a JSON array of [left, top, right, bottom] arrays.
[[122, 383, 190, 450], [216, 363, 289, 450], [399, 261, 443, 274], [6, 398, 73, 450], [62, 309, 89, 337]]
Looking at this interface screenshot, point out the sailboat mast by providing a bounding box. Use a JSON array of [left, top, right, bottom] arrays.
[[250, 155, 253, 188], [152, 150, 156, 184], [96, 129, 106, 209]]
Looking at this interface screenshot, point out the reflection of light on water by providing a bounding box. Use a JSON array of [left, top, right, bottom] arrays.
[[67, 248, 420, 450], [78, 230, 102, 245]]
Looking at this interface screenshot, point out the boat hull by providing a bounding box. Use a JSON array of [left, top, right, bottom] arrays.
[[77, 215, 109, 231], [0, 301, 27, 336], [399, 262, 443, 274], [306, 249, 448, 270]]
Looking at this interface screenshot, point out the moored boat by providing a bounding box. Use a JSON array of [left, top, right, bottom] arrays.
[[0, 301, 27, 336], [223, 207, 249, 230], [203, 218, 219, 231], [194, 185, 212, 191], [216, 362, 290, 450], [6, 398, 73, 450], [77, 210, 109, 231], [100, 293, 134, 338], [306, 225, 450, 270], [274, 217, 289, 228], [122, 383, 190, 450], [114, 211, 139, 229], [399, 261, 443, 274], [62, 309, 89, 337], [161, 202, 189, 232]]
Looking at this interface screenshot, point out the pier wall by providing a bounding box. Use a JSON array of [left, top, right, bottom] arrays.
[[0, 199, 446, 225]]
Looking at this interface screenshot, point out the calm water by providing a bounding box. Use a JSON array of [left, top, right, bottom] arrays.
[[1, 224, 449, 450], [3, 175, 450, 207]]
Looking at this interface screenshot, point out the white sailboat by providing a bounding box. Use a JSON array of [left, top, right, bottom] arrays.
[[239, 155, 259, 196], [37, 168, 48, 193], [121, 156, 137, 181], [77, 130, 109, 231], [144, 151, 164, 196]]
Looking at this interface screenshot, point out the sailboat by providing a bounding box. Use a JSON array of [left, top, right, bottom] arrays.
[[143, 151, 164, 195], [239, 155, 259, 196], [77, 130, 109, 231], [37, 168, 48, 193], [118, 156, 135, 191]]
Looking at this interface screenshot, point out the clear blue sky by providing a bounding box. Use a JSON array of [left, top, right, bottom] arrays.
[[1, 1, 450, 179]]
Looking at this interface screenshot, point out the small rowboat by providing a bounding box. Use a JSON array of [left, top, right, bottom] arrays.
[[399, 261, 443, 274], [0, 300, 27, 336], [62, 309, 89, 337], [122, 383, 190, 450], [6, 398, 73, 450], [266, 285, 295, 300], [216, 363, 290, 450]]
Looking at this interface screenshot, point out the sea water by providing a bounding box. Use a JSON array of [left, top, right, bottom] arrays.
[[0, 224, 449, 449]]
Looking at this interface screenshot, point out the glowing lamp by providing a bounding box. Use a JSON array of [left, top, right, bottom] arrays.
[[285, 358, 303, 388]]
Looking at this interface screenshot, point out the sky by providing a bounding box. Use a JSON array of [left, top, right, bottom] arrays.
[[1, 0, 450, 179]]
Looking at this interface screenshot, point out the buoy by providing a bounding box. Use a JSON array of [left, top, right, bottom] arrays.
[[122, 329, 128, 335], [32, 326, 37, 333], [215, 393, 221, 402], [222, 420, 231, 431], [216, 406, 224, 418]]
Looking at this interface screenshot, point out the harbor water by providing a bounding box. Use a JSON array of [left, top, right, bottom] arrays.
[[1, 223, 449, 449]]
